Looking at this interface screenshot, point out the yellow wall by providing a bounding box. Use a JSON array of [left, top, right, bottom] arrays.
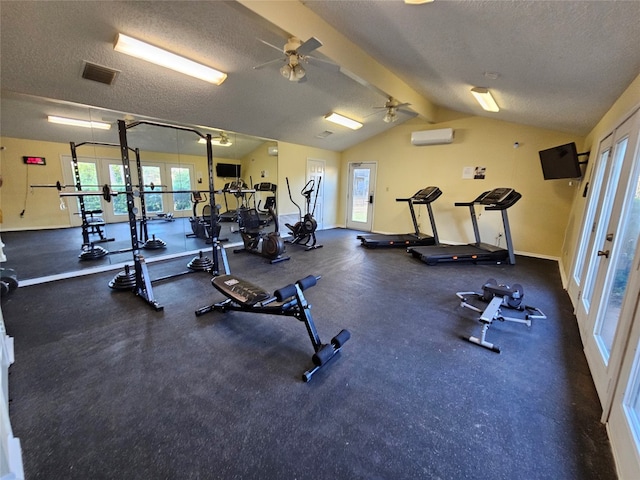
[[276, 141, 342, 228], [561, 72, 640, 279], [341, 115, 583, 259]]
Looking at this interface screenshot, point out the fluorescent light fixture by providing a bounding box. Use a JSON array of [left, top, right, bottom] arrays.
[[114, 33, 227, 85], [470, 87, 500, 112], [198, 138, 233, 147], [404, 0, 435, 4], [324, 112, 363, 130], [47, 115, 111, 130]]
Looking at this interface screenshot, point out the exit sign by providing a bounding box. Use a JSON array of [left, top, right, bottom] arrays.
[[23, 156, 46, 165]]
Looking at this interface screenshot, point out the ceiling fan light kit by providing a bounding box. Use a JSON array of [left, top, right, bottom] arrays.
[[114, 33, 227, 85], [280, 63, 305, 81], [383, 110, 398, 123], [470, 87, 499, 112]]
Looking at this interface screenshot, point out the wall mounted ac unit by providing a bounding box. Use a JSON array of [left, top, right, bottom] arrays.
[[411, 128, 454, 146]]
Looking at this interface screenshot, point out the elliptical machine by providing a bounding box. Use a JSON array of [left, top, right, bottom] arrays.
[[234, 204, 289, 264], [187, 192, 221, 243], [285, 177, 323, 250]]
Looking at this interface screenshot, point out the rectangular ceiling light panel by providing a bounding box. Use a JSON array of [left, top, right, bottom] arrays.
[[470, 87, 499, 112], [324, 112, 363, 130], [47, 115, 111, 130], [114, 33, 227, 85]]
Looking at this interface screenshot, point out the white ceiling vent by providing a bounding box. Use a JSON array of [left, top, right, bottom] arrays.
[[82, 62, 120, 85], [411, 128, 454, 146], [315, 130, 334, 139]]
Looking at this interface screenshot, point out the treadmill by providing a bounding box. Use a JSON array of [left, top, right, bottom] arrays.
[[218, 180, 247, 222], [408, 187, 521, 265], [357, 186, 442, 248]]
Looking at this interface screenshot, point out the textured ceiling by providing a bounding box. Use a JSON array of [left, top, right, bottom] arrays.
[[1, 0, 639, 155]]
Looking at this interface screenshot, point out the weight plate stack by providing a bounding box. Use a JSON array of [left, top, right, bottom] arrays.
[[143, 235, 167, 250], [79, 245, 109, 261], [187, 251, 213, 271], [108, 265, 136, 290]]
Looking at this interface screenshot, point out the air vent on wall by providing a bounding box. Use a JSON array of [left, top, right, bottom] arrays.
[[82, 61, 120, 85]]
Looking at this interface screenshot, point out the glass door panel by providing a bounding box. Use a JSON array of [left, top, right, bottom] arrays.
[[570, 139, 612, 295], [346, 163, 376, 231], [581, 138, 627, 314], [77, 161, 101, 213], [143, 165, 164, 215], [108, 164, 128, 218], [170, 166, 192, 213], [596, 160, 640, 356]]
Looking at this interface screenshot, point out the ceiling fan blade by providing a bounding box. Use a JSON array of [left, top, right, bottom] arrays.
[[306, 55, 341, 73], [297, 36, 322, 56], [253, 57, 285, 70], [257, 38, 284, 53]]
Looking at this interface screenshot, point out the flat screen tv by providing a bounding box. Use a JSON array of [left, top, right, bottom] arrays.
[[215, 163, 241, 178], [539, 142, 582, 180]]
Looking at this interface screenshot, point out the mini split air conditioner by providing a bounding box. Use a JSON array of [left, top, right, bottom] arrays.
[[411, 128, 454, 146]]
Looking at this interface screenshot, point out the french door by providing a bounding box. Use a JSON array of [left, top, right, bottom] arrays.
[[571, 108, 640, 417], [346, 162, 376, 231], [62, 156, 195, 224]]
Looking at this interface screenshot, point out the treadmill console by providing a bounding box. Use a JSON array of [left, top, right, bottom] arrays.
[[396, 186, 442, 204], [413, 186, 442, 203], [479, 188, 514, 205]]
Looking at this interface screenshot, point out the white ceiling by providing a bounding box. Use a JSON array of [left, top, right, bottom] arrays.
[[1, 0, 639, 155]]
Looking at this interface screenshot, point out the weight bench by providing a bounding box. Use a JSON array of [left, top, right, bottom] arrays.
[[84, 210, 114, 243], [456, 278, 546, 353], [195, 274, 350, 381]]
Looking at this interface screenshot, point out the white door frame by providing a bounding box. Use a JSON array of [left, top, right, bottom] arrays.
[[346, 162, 377, 232], [306, 158, 324, 230], [572, 107, 640, 419]]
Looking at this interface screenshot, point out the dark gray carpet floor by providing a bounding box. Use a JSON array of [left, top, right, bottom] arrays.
[[1, 228, 616, 479]]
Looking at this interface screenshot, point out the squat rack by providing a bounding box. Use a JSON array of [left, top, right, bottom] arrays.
[[115, 119, 223, 311]]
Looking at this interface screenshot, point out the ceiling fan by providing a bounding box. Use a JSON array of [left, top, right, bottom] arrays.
[[200, 131, 232, 146], [253, 36, 330, 82], [212, 131, 232, 146], [371, 97, 412, 123]]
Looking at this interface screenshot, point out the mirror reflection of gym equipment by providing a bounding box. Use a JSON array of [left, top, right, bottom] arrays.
[[408, 187, 521, 265]]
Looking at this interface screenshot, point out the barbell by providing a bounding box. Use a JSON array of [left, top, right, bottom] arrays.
[[58, 185, 225, 203], [31, 180, 163, 191]]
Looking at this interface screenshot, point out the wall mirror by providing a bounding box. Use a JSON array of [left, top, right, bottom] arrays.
[[0, 91, 278, 284]]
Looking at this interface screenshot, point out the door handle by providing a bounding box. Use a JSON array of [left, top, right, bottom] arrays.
[[369, 195, 374, 204], [597, 250, 610, 258]]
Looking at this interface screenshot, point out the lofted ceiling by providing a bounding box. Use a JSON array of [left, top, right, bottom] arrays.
[[1, 0, 639, 155]]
